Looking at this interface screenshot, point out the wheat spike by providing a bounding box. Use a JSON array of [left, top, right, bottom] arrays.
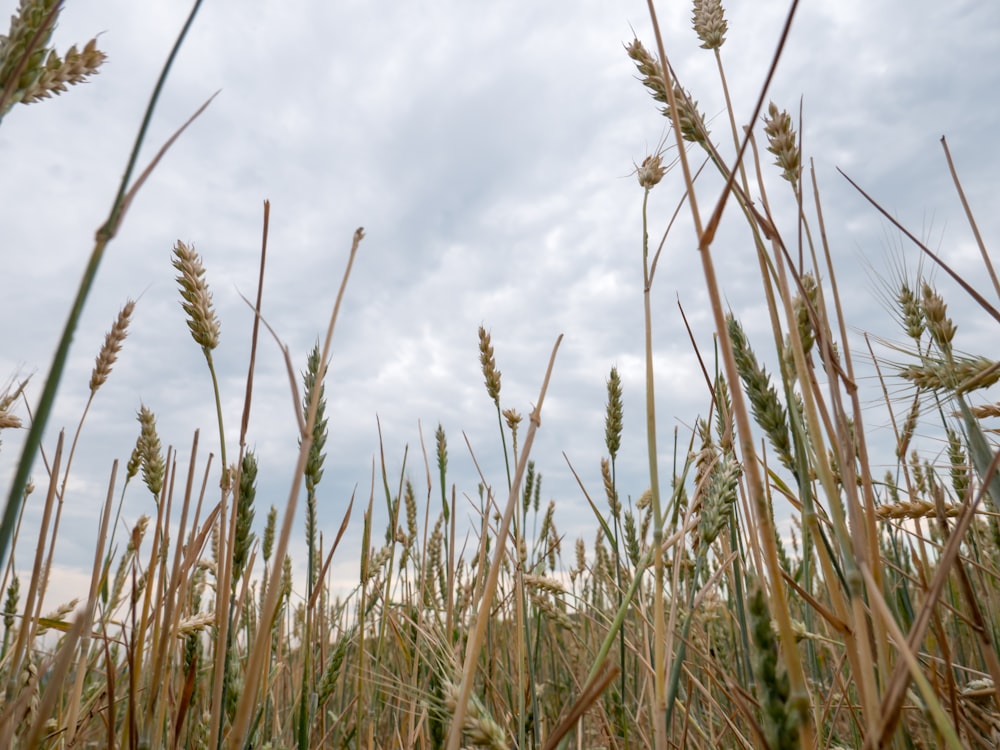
[[136, 405, 164, 498], [172, 240, 220, 352], [692, 0, 728, 50], [898, 282, 925, 341], [699, 450, 741, 547], [920, 282, 956, 350], [625, 38, 708, 143], [444, 681, 507, 750], [89, 299, 135, 393], [727, 314, 795, 471], [900, 356, 999, 394], [763, 102, 800, 186], [20, 38, 106, 104], [0, 378, 27, 429], [967, 402, 1000, 419], [477, 325, 502, 404], [176, 612, 216, 636], [637, 152, 667, 189], [0, 0, 58, 113], [875, 500, 962, 520]]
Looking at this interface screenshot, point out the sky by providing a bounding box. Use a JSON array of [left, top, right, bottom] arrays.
[[2, 0, 998, 610]]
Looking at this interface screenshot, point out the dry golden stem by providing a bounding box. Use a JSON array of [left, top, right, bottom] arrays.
[[939, 136, 1000, 301], [228, 228, 365, 748], [62, 460, 116, 744], [643, 1, 814, 745], [445, 334, 563, 750]]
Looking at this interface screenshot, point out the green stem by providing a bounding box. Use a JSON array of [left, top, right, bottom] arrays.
[[205, 350, 227, 478], [641, 186, 663, 539], [582, 468, 693, 691], [641, 183, 670, 746], [611, 460, 629, 748], [297, 489, 317, 750], [205, 349, 229, 750], [496, 402, 512, 492], [663, 552, 706, 731]]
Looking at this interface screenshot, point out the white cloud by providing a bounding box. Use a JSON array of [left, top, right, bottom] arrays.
[[2, 0, 997, 595]]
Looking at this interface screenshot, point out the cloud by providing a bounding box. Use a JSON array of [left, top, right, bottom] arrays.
[[2, 0, 997, 598]]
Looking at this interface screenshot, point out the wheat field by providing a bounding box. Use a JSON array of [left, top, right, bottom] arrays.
[[2, 1, 999, 748]]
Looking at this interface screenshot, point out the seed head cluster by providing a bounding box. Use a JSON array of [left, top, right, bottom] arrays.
[[692, 0, 728, 50], [478, 326, 502, 405], [763, 102, 800, 186], [625, 38, 708, 144], [0, 0, 105, 116], [172, 240, 220, 352], [89, 300, 135, 393]]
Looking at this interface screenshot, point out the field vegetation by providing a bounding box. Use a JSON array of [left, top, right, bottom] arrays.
[[2, 0, 999, 748]]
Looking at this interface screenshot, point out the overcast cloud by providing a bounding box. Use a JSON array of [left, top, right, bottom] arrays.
[[2, 0, 998, 605]]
